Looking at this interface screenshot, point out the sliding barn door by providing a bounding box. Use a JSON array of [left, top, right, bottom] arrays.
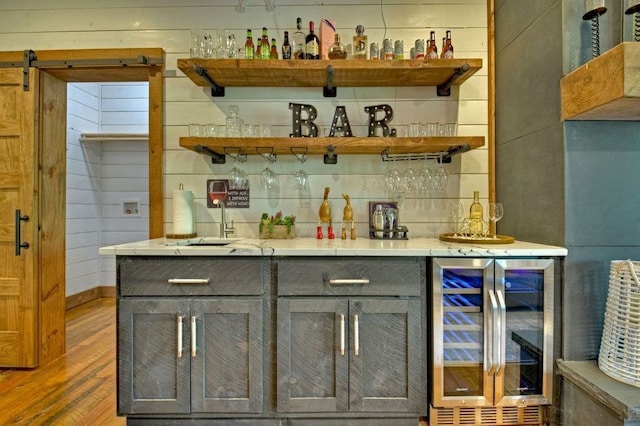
[[0, 67, 39, 367]]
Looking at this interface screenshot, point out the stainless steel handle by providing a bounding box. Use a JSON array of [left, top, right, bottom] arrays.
[[487, 290, 499, 375], [354, 314, 360, 356], [177, 316, 184, 358], [329, 279, 370, 285], [496, 290, 507, 375], [168, 278, 210, 285], [14, 209, 29, 256], [191, 316, 197, 358], [340, 314, 345, 356]]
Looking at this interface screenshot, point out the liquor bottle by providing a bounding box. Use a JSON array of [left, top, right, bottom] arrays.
[[353, 25, 367, 60], [328, 33, 347, 59], [281, 31, 292, 59], [440, 37, 446, 58], [469, 191, 484, 235], [442, 30, 454, 58], [292, 17, 306, 59], [427, 31, 438, 59], [255, 38, 261, 59], [305, 21, 320, 59], [260, 27, 270, 60], [270, 38, 279, 59], [244, 29, 255, 59]]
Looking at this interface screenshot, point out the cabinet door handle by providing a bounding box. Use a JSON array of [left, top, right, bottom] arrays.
[[14, 209, 30, 256], [177, 315, 184, 358], [487, 290, 498, 375], [191, 316, 197, 358], [495, 289, 507, 375], [340, 314, 345, 356], [329, 278, 369, 286], [354, 314, 360, 356], [168, 278, 210, 285]]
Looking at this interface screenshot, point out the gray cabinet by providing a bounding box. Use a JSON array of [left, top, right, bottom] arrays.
[[276, 257, 424, 416], [117, 256, 265, 416]]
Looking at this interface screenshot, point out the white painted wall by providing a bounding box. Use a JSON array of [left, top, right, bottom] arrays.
[[3, 0, 488, 243], [67, 83, 149, 295]]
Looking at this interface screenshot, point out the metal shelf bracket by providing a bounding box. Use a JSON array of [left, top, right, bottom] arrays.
[[193, 65, 225, 97], [324, 145, 338, 164], [380, 144, 471, 163], [437, 63, 471, 96], [194, 144, 226, 164], [323, 65, 337, 97]]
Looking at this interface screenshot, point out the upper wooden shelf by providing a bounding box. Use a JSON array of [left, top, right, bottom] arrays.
[[561, 42, 640, 121], [177, 58, 482, 96]]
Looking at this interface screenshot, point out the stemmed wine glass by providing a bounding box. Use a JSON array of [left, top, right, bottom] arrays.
[[259, 150, 278, 190], [449, 202, 465, 236], [384, 158, 401, 192], [228, 153, 248, 190], [487, 202, 504, 238]]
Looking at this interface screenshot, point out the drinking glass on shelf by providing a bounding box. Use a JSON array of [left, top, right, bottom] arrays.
[[487, 202, 504, 238]]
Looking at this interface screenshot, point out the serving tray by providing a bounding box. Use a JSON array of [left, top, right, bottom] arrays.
[[439, 233, 515, 244]]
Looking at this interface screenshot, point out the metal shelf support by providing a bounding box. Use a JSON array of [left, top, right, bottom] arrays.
[[194, 144, 226, 164], [323, 65, 337, 97], [437, 63, 471, 96], [193, 65, 225, 97], [324, 145, 338, 164]]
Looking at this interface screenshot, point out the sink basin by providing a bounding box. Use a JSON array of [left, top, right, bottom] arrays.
[[166, 237, 243, 247]]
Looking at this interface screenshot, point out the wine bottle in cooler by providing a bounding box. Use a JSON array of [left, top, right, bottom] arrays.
[[305, 21, 320, 59]]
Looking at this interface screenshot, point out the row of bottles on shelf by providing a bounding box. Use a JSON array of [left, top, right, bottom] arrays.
[[242, 18, 454, 61]]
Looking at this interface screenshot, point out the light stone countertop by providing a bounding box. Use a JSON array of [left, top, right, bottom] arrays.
[[99, 236, 567, 257]]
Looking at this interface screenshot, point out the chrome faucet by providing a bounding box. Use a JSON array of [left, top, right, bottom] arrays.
[[212, 199, 235, 238]]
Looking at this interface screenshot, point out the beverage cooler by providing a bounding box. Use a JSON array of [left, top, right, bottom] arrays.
[[430, 258, 554, 425]]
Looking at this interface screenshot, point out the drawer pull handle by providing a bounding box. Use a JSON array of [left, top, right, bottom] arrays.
[[191, 316, 197, 358], [168, 278, 210, 285], [329, 278, 370, 286], [177, 316, 183, 358], [340, 314, 345, 356], [354, 314, 360, 356]]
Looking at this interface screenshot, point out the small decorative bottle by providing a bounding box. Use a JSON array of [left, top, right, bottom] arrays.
[[353, 25, 368, 60], [328, 34, 347, 59]]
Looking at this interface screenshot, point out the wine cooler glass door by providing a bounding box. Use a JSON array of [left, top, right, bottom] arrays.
[[432, 258, 494, 407], [493, 259, 554, 406]]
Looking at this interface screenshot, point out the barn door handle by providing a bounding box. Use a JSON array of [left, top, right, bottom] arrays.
[[15, 210, 30, 256]]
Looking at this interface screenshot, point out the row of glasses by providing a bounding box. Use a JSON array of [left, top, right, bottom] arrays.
[[384, 157, 450, 194], [188, 123, 272, 137], [190, 29, 238, 59], [402, 122, 458, 137]]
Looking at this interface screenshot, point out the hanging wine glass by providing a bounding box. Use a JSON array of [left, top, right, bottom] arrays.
[[228, 152, 248, 190], [434, 154, 449, 192], [259, 149, 278, 190], [384, 158, 401, 192]]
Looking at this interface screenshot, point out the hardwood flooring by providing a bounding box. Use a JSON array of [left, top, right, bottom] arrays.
[[0, 298, 124, 426]]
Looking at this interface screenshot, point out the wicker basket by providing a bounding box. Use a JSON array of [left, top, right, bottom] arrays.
[[259, 224, 296, 239], [598, 260, 640, 388]]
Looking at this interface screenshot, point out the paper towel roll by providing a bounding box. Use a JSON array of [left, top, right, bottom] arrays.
[[173, 190, 194, 235]]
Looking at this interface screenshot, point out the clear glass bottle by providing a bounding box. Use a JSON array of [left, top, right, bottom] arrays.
[[293, 17, 306, 59], [281, 31, 292, 59], [226, 105, 244, 137], [353, 25, 367, 60], [469, 191, 484, 235], [305, 21, 320, 59], [244, 29, 254, 59], [427, 30, 438, 59], [328, 33, 347, 59], [260, 27, 270, 60]]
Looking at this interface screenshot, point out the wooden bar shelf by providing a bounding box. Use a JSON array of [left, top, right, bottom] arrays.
[[561, 42, 640, 120]]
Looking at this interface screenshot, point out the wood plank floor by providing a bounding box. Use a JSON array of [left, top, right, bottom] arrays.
[[0, 298, 125, 426], [0, 298, 429, 426]]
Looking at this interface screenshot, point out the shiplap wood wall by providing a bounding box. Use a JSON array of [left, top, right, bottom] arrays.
[[1, 0, 488, 241]]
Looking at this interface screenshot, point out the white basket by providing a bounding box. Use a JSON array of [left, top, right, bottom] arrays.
[[598, 260, 640, 388]]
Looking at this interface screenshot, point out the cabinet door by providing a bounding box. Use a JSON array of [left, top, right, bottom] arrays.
[[191, 299, 264, 413], [277, 298, 349, 413], [349, 298, 422, 413], [118, 299, 190, 414]]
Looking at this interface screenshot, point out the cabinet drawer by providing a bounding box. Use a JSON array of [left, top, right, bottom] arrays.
[[277, 257, 423, 296], [118, 256, 264, 296]]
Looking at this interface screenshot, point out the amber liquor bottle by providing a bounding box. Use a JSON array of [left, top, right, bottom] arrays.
[[353, 25, 367, 60], [260, 27, 270, 59], [441, 30, 454, 58], [305, 21, 320, 59], [427, 31, 438, 59], [270, 38, 279, 59], [244, 29, 255, 59]]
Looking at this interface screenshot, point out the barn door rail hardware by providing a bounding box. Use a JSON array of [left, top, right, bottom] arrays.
[[323, 65, 337, 97], [380, 144, 470, 164], [193, 65, 225, 97], [0, 50, 164, 91], [194, 144, 226, 164], [437, 63, 471, 96]]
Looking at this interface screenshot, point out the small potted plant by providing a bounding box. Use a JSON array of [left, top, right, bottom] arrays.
[[259, 212, 296, 239]]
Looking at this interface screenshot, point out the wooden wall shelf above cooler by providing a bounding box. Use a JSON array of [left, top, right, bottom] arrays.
[[176, 58, 483, 97], [179, 136, 485, 164], [561, 42, 640, 121]]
